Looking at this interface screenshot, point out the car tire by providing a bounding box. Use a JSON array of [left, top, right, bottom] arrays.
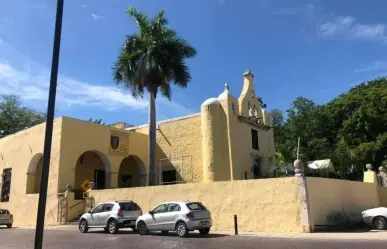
[[107, 220, 119, 234], [176, 222, 189, 237], [137, 221, 148, 235], [79, 220, 89, 233], [161, 231, 169, 235], [372, 216, 386, 230], [199, 228, 210, 235], [6, 224, 12, 228]]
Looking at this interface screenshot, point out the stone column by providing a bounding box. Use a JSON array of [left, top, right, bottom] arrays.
[[377, 166, 387, 187], [294, 159, 313, 233], [363, 164, 377, 184]]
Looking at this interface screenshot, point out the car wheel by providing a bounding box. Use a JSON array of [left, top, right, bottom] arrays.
[[107, 220, 119, 234], [372, 216, 386, 230], [6, 224, 12, 228], [176, 222, 189, 237], [137, 221, 148, 235], [79, 220, 89, 233], [199, 228, 210, 235], [161, 231, 169, 235]]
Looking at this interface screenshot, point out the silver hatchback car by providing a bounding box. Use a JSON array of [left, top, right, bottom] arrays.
[[136, 201, 212, 237], [0, 209, 13, 228], [79, 200, 142, 234]]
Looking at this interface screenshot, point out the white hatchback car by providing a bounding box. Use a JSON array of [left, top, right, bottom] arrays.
[[136, 201, 212, 237], [361, 207, 387, 230]]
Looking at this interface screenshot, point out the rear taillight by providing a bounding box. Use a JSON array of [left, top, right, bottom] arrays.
[[117, 208, 123, 217], [186, 212, 194, 219]]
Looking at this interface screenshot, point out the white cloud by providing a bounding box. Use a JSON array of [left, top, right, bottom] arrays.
[[319, 16, 387, 43], [81, 4, 86, 8], [354, 61, 387, 73], [91, 13, 105, 21], [0, 61, 149, 110]]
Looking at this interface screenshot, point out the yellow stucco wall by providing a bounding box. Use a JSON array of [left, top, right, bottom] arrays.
[[379, 187, 387, 207], [306, 177, 380, 227], [0, 118, 63, 225], [90, 177, 303, 233], [132, 114, 203, 184]]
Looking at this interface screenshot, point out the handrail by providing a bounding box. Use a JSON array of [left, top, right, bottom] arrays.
[[69, 200, 85, 210]]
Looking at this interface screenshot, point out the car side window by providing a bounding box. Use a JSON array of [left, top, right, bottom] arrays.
[[152, 204, 167, 214], [92, 204, 104, 213], [103, 204, 114, 212], [167, 203, 181, 212]]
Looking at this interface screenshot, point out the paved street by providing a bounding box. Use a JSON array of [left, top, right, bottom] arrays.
[[0, 227, 386, 249]]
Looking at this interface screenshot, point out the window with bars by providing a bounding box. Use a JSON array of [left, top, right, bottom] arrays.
[[1, 168, 12, 202], [251, 129, 259, 150]]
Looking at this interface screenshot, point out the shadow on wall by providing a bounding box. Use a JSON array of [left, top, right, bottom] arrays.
[[314, 208, 366, 232]]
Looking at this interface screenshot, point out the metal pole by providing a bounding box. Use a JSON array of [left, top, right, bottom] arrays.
[[234, 215, 238, 235], [297, 137, 300, 160], [34, 0, 64, 248]]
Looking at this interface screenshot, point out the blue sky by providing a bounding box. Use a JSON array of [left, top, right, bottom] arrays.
[[1, 0, 387, 125]]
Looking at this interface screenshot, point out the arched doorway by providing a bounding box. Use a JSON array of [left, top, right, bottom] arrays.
[[74, 151, 111, 190], [26, 153, 43, 194], [118, 155, 146, 188]]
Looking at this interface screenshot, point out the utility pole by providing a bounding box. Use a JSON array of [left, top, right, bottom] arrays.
[[34, 0, 64, 248]]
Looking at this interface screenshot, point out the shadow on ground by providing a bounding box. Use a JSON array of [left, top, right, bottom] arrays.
[[88, 229, 228, 238]]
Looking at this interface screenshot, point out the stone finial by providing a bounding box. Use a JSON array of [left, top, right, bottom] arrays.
[[366, 163, 373, 171], [294, 159, 304, 176], [224, 83, 229, 93], [65, 184, 72, 191], [243, 69, 254, 78]]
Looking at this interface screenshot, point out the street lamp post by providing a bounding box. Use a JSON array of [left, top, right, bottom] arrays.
[[34, 0, 64, 248]]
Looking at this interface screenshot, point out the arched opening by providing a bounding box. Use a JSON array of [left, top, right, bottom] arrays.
[[74, 151, 111, 191], [118, 155, 146, 188], [26, 153, 43, 194]]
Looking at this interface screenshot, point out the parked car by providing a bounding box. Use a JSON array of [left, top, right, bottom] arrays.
[[78, 200, 142, 234], [136, 201, 212, 237], [361, 207, 387, 230], [0, 209, 13, 228]]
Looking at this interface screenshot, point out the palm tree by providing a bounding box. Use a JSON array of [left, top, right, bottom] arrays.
[[112, 8, 197, 186]]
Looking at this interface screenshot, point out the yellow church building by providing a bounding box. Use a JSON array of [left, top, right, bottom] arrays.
[[0, 70, 275, 225]]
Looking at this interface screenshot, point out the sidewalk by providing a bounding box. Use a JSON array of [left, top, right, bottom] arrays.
[[15, 225, 387, 241]]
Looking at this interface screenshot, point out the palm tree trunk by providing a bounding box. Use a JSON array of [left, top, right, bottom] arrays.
[[148, 86, 157, 186]]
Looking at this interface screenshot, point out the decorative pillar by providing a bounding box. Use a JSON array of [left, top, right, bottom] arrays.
[[363, 164, 377, 184], [294, 159, 313, 233], [294, 159, 304, 177], [377, 166, 387, 187]]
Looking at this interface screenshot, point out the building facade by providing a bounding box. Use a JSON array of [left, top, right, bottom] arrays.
[[0, 70, 275, 224]]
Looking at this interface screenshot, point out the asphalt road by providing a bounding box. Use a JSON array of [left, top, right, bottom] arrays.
[[0, 227, 386, 249]]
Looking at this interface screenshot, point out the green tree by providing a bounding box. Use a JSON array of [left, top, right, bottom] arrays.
[[271, 77, 387, 179], [112, 8, 197, 185], [0, 94, 46, 138], [86, 118, 105, 125]]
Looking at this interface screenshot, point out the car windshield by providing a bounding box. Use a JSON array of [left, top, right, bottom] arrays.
[[186, 202, 207, 211], [119, 202, 140, 211]]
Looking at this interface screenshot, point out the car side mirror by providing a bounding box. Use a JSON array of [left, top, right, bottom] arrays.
[[88, 210, 92, 214], [149, 210, 154, 215]]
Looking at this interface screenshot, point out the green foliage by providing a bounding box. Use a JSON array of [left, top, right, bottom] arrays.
[[86, 118, 105, 125], [272, 78, 387, 179], [112, 7, 197, 99], [0, 94, 46, 138]]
